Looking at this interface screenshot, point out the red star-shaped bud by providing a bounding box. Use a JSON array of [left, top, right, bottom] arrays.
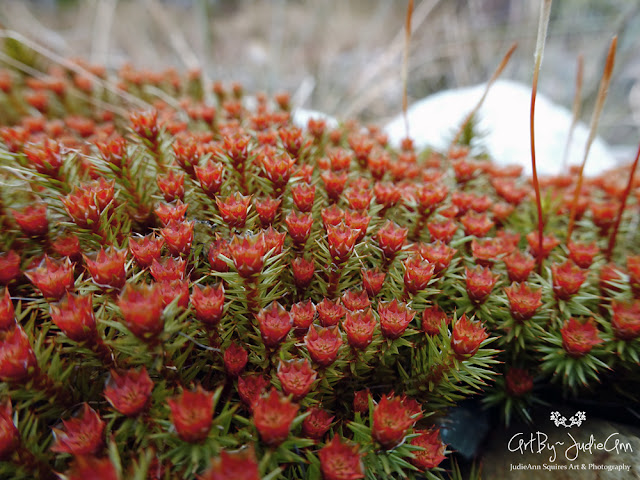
[[319, 436, 365, 480], [160, 220, 194, 256], [168, 385, 215, 443], [465, 266, 499, 304], [104, 367, 154, 416], [12, 203, 48, 237], [199, 447, 260, 480], [291, 300, 316, 334], [229, 233, 267, 278], [156, 279, 189, 309], [316, 298, 345, 327], [277, 358, 317, 399], [505, 368, 534, 397], [343, 309, 376, 350], [362, 268, 385, 297], [0, 326, 37, 382], [254, 196, 281, 226], [51, 404, 105, 455], [252, 388, 299, 446], [237, 374, 270, 410], [374, 182, 401, 208], [155, 200, 188, 226], [409, 429, 447, 471], [223, 342, 248, 377], [568, 241, 599, 269], [345, 186, 373, 211], [526, 232, 560, 260], [321, 171, 349, 202], [504, 282, 543, 321], [321, 205, 345, 230], [0, 399, 18, 459], [341, 289, 371, 312], [551, 260, 587, 301], [156, 169, 185, 202], [302, 407, 334, 440], [451, 314, 488, 358], [216, 192, 252, 229], [0, 289, 15, 331], [305, 325, 343, 367], [460, 212, 494, 237], [62, 455, 119, 480], [285, 210, 314, 245], [372, 394, 420, 449], [255, 302, 292, 348], [84, 248, 127, 289], [208, 235, 231, 273], [419, 242, 456, 275], [129, 234, 164, 268], [376, 221, 407, 258], [561, 318, 603, 357], [291, 256, 315, 289], [291, 183, 316, 212], [611, 300, 640, 341], [503, 250, 535, 283], [25, 256, 74, 300], [195, 160, 225, 198], [427, 219, 457, 244], [150, 256, 186, 282], [50, 293, 96, 342], [0, 251, 21, 286], [344, 210, 370, 242], [403, 255, 435, 295], [190, 283, 225, 327], [118, 283, 164, 340], [327, 222, 360, 264], [378, 300, 414, 340], [421, 305, 449, 336]]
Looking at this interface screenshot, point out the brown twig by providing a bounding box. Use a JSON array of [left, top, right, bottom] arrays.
[[449, 42, 517, 149], [402, 0, 414, 140], [530, 0, 553, 268], [561, 54, 584, 171], [567, 36, 617, 242], [606, 142, 640, 260]]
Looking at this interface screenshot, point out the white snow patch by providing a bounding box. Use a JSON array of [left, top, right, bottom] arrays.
[[384, 80, 615, 177], [292, 108, 339, 130]]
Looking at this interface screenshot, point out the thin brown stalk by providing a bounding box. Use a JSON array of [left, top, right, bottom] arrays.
[[402, 0, 414, 139], [561, 54, 584, 171], [530, 0, 553, 267], [606, 142, 640, 260], [567, 36, 617, 242], [449, 42, 517, 149]]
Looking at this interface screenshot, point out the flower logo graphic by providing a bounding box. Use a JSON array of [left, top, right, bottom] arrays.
[[550, 411, 586, 428]]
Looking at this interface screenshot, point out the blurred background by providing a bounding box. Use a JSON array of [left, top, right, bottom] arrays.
[[1, 0, 639, 148]]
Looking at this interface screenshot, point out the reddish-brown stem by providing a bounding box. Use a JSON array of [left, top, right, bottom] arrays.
[[244, 277, 260, 317], [562, 54, 584, 170], [530, 66, 545, 270], [450, 42, 517, 149], [606, 142, 640, 260], [567, 36, 617, 241], [326, 264, 343, 300], [530, 0, 553, 270], [402, 0, 414, 139]]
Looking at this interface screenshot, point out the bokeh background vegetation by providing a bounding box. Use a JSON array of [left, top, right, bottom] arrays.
[[1, 0, 639, 147]]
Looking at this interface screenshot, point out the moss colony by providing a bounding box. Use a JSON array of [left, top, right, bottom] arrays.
[[0, 60, 638, 479]]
